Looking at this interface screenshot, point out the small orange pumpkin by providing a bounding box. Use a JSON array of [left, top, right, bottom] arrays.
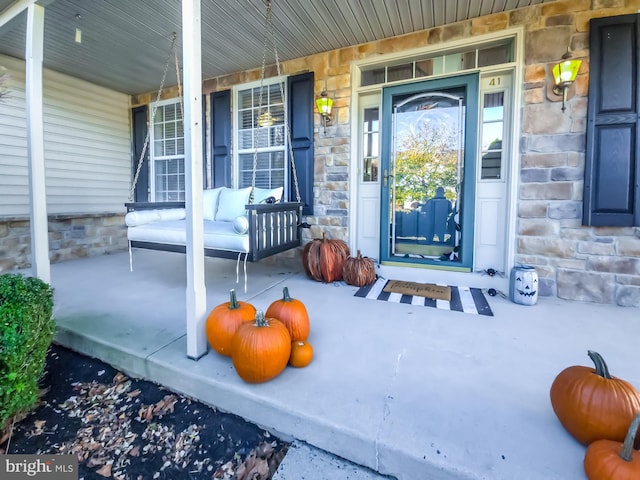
[[265, 286, 310, 342], [342, 250, 376, 287], [231, 310, 291, 383], [550, 350, 640, 445], [584, 412, 640, 480], [205, 289, 256, 357], [289, 341, 313, 368]]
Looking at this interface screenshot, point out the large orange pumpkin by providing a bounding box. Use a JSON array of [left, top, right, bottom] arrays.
[[550, 350, 640, 445], [342, 250, 376, 287], [205, 289, 256, 357], [265, 286, 310, 342], [301, 233, 350, 283], [584, 412, 640, 480], [231, 310, 291, 383]]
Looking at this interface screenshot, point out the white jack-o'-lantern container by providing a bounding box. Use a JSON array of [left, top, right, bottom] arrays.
[[509, 265, 538, 305]]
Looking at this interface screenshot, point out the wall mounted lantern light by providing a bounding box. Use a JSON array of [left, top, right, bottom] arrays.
[[257, 109, 274, 127], [552, 50, 582, 113], [316, 90, 333, 132]]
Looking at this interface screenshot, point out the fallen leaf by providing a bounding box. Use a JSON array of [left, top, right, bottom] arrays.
[[96, 463, 112, 477], [246, 458, 269, 478]]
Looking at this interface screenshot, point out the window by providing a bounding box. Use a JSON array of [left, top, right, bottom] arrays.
[[360, 39, 513, 87], [235, 80, 287, 191], [480, 92, 504, 180], [362, 107, 379, 182], [150, 100, 184, 201]]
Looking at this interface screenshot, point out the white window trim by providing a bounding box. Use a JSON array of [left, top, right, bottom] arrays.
[[149, 97, 184, 202], [232, 75, 288, 191]]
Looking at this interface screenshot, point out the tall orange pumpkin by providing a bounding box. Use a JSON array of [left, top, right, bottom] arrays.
[[550, 350, 640, 445], [301, 233, 350, 283], [231, 310, 291, 383], [205, 289, 256, 357], [265, 286, 310, 342]]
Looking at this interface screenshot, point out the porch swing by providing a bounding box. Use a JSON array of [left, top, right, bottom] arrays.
[[124, 0, 305, 267]]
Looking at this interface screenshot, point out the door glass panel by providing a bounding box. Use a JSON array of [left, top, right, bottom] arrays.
[[390, 89, 465, 262], [480, 92, 504, 180], [477, 44, 511, 67], [361, 68, 386, 86], [415, 59, 433, 78], [387, 64, 413, 82], [362, 107, 380, 182]]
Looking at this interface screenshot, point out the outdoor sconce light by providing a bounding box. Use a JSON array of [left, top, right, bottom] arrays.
[[257, 109, 274, 127], [316, 90, 333, 132], [552, 51, 582, 113]]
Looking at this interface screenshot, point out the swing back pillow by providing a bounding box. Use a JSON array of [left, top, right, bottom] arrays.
[[253, 186, 284, 204], [215, 187, 252, 222], [203, 187, 223, 221]]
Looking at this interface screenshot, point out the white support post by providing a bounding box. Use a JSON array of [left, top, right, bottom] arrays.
[[182, 0, 207, 359], [26, 3, 50, 284]]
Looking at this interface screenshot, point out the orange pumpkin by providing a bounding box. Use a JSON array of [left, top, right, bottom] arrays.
[[342, 250, 376, 287], [584, 412, 640, 480], [231, 310, 291, 383], [301, 233, 349, 283], [205, 289, 256, 357], [265, 286, 310, 342], [550, 350, 640, 445], [289, 341, 314, 368]]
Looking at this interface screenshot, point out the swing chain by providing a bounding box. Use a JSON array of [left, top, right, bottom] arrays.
[[251, 0, 301, 204], [129, 32, 179, 201]]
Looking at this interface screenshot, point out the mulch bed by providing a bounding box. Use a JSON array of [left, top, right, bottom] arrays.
[[1, 344, 288, 479]]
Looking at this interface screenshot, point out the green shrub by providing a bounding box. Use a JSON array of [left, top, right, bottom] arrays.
[[0, 273, 55, 433]]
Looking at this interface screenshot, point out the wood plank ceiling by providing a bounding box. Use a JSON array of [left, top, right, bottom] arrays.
[[0, 0, 554, 95]]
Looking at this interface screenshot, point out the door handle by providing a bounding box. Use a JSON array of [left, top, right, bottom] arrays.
[[383, 169, 393, 187]]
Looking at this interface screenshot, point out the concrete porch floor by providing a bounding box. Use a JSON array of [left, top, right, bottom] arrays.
[[44, 249, 640, 480]]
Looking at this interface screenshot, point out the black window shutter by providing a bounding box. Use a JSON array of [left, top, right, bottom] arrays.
[[210, 90, 232, 187], [583, 14, 640, 226], [131, 106, 149, 202], [287, 72, 315, 215]]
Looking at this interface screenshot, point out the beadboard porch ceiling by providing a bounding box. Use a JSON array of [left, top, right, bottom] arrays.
[[0, 0, 553, 95]]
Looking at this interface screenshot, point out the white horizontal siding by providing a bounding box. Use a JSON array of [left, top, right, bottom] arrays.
[[0, 54, 132, 217]]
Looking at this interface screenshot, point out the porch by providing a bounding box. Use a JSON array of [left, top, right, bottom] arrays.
[[44, 250, 640, 480]]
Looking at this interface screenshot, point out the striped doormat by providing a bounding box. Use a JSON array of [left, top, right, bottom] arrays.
[[354, 277, 494, 316]]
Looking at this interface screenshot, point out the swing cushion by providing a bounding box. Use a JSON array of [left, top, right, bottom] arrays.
[[215, 187, 252, 222], [125, 208, 186, 227], [127, 219, 250, 253]]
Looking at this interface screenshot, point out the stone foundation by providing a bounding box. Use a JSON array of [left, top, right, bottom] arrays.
[[0, 214, 128, 272]]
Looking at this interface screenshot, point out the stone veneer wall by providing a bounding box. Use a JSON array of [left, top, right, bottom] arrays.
[[133, 0, 640, 306], [0, 214, 128, 272]]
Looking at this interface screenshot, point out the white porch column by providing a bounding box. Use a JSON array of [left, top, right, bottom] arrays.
[[25, 3, 50, 284], [182, 0, 207, 359]]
